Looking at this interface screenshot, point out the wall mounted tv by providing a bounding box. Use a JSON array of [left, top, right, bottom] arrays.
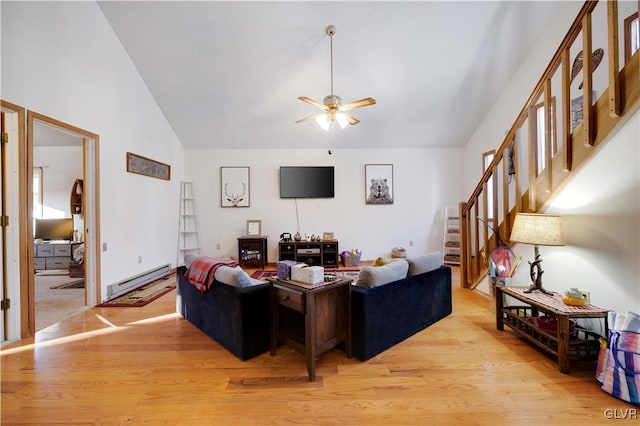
[[279, 166, 335, 199], [34, 218, 74, 241]]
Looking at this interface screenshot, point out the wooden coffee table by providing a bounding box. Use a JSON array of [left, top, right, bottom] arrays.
[[266, 276, 352, 381]]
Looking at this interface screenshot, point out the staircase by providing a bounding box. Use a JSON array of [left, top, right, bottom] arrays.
[[177, 181, 200, 267], [459, 0, 640, 289], [443, 206, 460, 266]]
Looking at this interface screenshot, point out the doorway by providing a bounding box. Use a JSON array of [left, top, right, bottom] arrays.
[[0, 101, 100, 341], [32, 121, 85, 330], [26, 111, 100, 335]]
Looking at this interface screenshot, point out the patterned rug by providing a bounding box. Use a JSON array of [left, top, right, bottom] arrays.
[[251, 269, 360, 280], [97, 274, 176, 307], [50, 279, 84, 289]]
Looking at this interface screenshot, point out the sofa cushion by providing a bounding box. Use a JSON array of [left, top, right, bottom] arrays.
[[355, 259, 409, 288], [214, 265, 262, 287], [407, 252, 444, 276]]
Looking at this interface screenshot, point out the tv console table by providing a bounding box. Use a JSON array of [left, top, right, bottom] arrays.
[[278, 240, 339, 267], [496, 286, 609, 374]]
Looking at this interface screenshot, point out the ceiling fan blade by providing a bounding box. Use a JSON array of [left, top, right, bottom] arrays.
[[345, 114, 360, 125], [298, 96, 328, 110], [295, 113, 324, 123], [340, 97, 376, 111]]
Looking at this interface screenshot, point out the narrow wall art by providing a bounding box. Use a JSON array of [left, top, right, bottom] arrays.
[[365, 164, 393, 205], [221, 166, 250, 207]]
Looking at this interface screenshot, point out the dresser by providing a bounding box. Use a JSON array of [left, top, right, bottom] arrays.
[[33, 241, 76, 270]]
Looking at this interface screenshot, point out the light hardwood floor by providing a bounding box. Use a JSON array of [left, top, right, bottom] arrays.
[[1, 266, 637, 425]]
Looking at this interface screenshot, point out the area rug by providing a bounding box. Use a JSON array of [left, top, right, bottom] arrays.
[[251, 269, 360, 280], [50, 279, 84, 289], [97, 274, 176, 307]]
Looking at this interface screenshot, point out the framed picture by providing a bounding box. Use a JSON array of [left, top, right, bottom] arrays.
[[246, 220, 261, 236], [365, 164, 394, 204], [221, 167, 250, 207], [322, 232, 335, 241], [126, 152, 171, 180]]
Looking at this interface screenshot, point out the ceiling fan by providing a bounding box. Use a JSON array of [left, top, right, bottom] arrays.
[[296, 25, 376, 130]]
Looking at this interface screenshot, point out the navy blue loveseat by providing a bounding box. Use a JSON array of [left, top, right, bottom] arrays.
[[350, 265, 452, 361], [176, 266, 270, 360]]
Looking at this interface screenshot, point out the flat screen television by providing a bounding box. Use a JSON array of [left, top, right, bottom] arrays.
[[279, 166, 335, 198], [34, 218, 74, 241]]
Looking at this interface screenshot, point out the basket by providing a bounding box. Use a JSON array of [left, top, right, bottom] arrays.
[[341, 254, 361, 267]]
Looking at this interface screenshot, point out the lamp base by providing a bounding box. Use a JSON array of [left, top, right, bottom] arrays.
[[523, 245, 553, 294], [523, 283, 553, 295]]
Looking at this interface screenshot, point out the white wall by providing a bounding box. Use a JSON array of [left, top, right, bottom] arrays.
[[462, 1, 583, 193], [2, 2, 184, 299], [185, 148, 464, 263], [461, 1, 640, 315], [33, 147, 82, 218], [541, 110, 640, 315]]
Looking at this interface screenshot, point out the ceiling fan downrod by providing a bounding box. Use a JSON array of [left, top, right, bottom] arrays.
[[327, 25, 335, 97]]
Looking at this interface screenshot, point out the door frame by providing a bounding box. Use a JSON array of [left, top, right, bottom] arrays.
[[26, 111, 101, 335], [0, 100, 28, 340]]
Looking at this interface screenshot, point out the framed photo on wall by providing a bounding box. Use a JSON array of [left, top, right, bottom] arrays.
[[246, 220, 261, 236], [126, 152, 171, 181], [365, 164, 393, 205], [221, 166, 250, 207]]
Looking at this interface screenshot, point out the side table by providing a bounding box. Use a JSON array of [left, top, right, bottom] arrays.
[[266, 276, 352, 381], [496, 286, 609, 373]]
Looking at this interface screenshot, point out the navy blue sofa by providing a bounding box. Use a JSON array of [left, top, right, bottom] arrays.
[[176, 266, 270, 360], [350, 265, 452, 361]]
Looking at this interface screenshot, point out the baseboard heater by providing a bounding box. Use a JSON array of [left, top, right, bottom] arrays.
[[106, 263, 171, 300]]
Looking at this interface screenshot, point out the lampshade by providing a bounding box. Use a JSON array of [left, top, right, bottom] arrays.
[[315, 114, 330, 131], [510, 213, 565, 246]]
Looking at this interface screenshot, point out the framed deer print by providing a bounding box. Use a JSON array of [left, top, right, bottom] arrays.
[[221, 167, 250, 207]]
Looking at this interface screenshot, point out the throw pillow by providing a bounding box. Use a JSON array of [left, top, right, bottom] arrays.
[[406, 252, 444, 276], [214, 265, 257, 287], [371, 257, 398, 267], [354, 259, 409, 288]]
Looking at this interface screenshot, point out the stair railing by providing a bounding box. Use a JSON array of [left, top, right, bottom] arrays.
[[460, 0, 640, 289]]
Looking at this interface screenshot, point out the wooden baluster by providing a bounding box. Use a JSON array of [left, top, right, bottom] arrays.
[[502, 146, 511, 240], [459, 202, 468, 288], [607, 0, 621, 118], [513, 130, 522, 215], [544, 78, 553, 193], [561, 47, 572, 171], [582, 12, 594, 147], [527, 105, 537, 211]]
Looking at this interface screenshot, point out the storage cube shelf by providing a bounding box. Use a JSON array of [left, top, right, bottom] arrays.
[[238, 236, 267, 269]]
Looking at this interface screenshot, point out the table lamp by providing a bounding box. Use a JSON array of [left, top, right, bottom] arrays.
[[510, 213, 565, 294]]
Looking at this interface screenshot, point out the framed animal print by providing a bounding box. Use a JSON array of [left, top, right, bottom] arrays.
[[365, 164, 393, 205], [221, 167, 250, 207]]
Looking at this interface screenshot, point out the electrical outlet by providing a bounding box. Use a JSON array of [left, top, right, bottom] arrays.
[[216, 243, 221, 250], [409, 240, 414, 247], [138, 256, 143, 264], [102, 242, 107, 252]]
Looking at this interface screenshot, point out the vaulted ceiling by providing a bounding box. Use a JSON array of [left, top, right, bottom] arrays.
[[98, 1, 563, 150]]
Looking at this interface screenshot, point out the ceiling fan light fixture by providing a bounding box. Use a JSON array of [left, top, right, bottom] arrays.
[[315, 114, 331, 131], [296, 25, 375, 130], [335, 112, 349, 128]]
